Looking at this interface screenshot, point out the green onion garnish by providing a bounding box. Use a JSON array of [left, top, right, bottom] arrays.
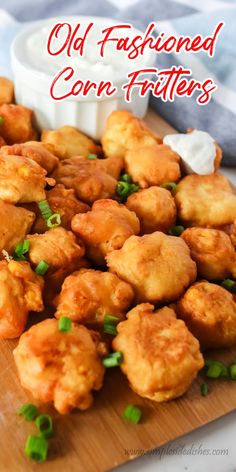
[[103, 315, 120, 336], [13, 240, 30, 260], [37, 200, 53, 221], [87, 153, 97, 159], [221, 279, 236, 293], [168, 225, 185, 236], [123, 405, 142, 424], [25, 435, 48, 462], [47, 213, 61, 228], [160, 182, 177, 193], [116, 181, 139, 201], [58, 316, 71, 333], [206, 362, 224, 379], [36, 415, 53, 439], [229, 364, 236, 380], [17, 403, 39, 421], [0, 116, 4, 125], [200, 383, 209, 396], [35, 260, 49, 276], [102, 351, 123, 368], [120, 173, 132, 183]]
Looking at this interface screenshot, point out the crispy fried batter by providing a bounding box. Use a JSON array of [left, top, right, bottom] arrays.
[[0, 77, 14, 105], [0, 260, 44, 339], [113, 303, 203, 401], [41, 125, 101, 159], [106, 232, 196, 303], [177, 281, 236, 349], [0, 201, 35, 255], [72, 199, 140, 265], [175, 174, 236, 227], [126, 186, 176, 234], [0, 141, 59, 173], [0, 104, 37, 144], [13, 319, 106, 414], [55, 268, 134, 325]]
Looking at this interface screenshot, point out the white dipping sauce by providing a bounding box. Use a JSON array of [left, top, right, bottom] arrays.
[[163, 130, 216, 175]]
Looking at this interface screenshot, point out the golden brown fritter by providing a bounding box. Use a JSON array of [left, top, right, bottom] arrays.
[[106, 232, 196, 303], [177, 281, 236, 349], [13, 319, 106, 414], [124, 144, 181, 188], [181, 227, 236, 280], [113, 304, 203, 401], [0, 104, 37, 144], [126, 186, 176, 234], [54, 268, 134, 326], [27, 227, 84, 272], [175, 174, 236, 227], [0, 141, 59, 173], [41, 125, 101, 159], [72, 199, 140, 265], [0, 260, 44, 339], [0, 154, 48, 203], [0, 136, 6, 147], [52, 156, 122, 204], [0, 77, 14, 105], [0, 200, 35, 255], [102, 110, 162, 158]]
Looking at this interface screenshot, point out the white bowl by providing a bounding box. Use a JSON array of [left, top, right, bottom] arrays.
[[11, 16, 155, 140]]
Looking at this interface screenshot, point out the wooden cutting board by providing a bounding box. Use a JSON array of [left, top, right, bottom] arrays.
[[1, 109, 236, 472]]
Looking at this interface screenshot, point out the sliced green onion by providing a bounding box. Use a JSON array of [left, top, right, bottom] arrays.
[[13, 240, 30, 260], [200, 383, 209, 396], [37, 200, 53, 221], [204, 359, 228, 378], [17, 403, 39, 421], [0, 116, 4, 125], [35, 260, 49, 276], [25, 435, 48, 462], [103, 315, 120, 336], [58, 316, 71, 333], [102, 351, 123, 368], [36, 415, 53, 439], [160, 182, 177, 193], [221, 279, 236, 293], [169, 225, 185, 236], [123, 405, 142, 424], [120, 173, 132, 183], [87, 153, 97, 159], [206, 362, 223, 378], [117, 181, 139, 200], [47, 213, 61, 228], [229, 364, 236, 380]]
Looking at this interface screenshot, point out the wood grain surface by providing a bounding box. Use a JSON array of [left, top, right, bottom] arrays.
[[0, 109, 235, 472]]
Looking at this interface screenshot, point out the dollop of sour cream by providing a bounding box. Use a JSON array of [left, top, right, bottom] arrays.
[[163, 130, 216, 175]]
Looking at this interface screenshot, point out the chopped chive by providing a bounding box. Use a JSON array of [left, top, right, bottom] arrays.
[[47, 213, 61, 228], [120, 173, 132, 183], [160, 182, 177, 193], [17, 403, 39, 421], [25, 435, 48, 462], [37, 200, 53, 221], [36, 415, 53, 439], [103, 314, 120, 336], [13, 240, 30, 260], [117, 181, 139, 200], [58, 316, 71, 333], [0, 116, 4, 125], [206, 362, 223, 378], [168, 225, 184, 236], [123, 405, 142, 424], [200, 383, 209, 396], [102, 351, 123, 368], [35, 260, 49, 276], [87, 153, 97, 159], [221, 279, 236, 293], [229, 364, 236, 380]]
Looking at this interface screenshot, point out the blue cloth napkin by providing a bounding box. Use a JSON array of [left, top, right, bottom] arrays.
[[0, 0, 235, 165]]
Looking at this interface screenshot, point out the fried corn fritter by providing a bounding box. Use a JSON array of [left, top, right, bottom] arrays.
[[106, 231, 196, 303], [72, 199, 140, 265], [13, 319, 106, 414], [0, 104, 37, 144], [42, 125, 101, 159], [175, 174, 236, 227], [181, 227, 236, 280], [54, 268, 134, 326], [0, 260, 44, 339], [113, 304, 204, 401], [177, 281, 236, 349], [0, 141, 59, 174], [126, 186, 176, 234], [0, 77, 14, 105]]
